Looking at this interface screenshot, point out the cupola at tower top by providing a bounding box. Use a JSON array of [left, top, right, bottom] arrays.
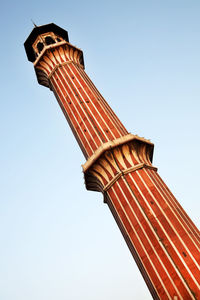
[[24, 23, 69, 62], [24, 23, 84, 88]]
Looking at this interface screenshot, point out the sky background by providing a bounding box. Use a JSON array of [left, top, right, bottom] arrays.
[[0, 1, 200, 299]]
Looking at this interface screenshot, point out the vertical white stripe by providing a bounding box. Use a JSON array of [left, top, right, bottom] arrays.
[[76, 64, 128, 135], [55, 67, 103, 147], [50, 75, 94, 155], [68, 63, 123, 139], [53, 69, 100, 150], [109, 185, 173, 299], [61, 65, 114, 141], [116, 177, 194, 298], [151, 170, 200, 243], [128, 172, 200, 289], [136, 170, 200, 272], [144, 168, 200, 251]]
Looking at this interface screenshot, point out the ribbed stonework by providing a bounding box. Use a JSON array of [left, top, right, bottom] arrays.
[[25, 24, 200, 300]]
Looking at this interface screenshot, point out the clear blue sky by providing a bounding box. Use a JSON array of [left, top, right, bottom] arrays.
[[0, 1, 200, 299]]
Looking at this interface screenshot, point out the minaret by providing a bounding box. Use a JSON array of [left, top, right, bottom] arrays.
[[24, 23, 200, 300]]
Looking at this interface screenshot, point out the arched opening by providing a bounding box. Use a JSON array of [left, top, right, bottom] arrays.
[[37, 42, 44, 53], [45, 36, 55, 45]]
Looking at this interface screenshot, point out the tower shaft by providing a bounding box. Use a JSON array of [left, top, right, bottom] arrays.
[[25, 24, 200, 300], [46, 57, 128, 158]]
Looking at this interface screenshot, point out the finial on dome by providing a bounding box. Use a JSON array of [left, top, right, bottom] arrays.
[[31, 19, 37, 28]]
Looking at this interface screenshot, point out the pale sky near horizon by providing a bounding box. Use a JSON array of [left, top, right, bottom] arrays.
[[0, 1, 200, 299]]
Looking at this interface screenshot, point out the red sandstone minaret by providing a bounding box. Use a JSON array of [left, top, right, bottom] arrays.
[[24, 23, 200, 299]]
